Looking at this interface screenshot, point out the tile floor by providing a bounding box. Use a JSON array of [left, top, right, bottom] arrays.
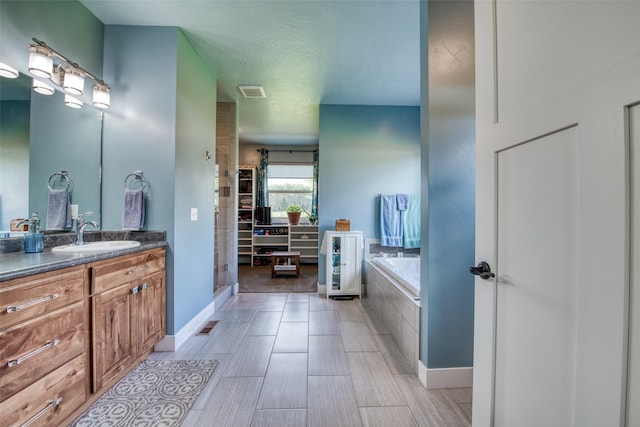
[[149, 293, 471, 427]]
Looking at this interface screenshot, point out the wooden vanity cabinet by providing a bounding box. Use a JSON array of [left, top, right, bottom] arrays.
[[90, 248, 166, 392], [0, 266, 88, 427]]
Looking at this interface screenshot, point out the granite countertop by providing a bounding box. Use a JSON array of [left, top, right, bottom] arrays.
[[0, 231, 167, 282]]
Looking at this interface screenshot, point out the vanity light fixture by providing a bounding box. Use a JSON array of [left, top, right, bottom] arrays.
[[32, 79, 55, 95], [0, 62, 19, 78], [92, 83, 110, 109], [27, 38, 111, 109], [64, 94, 83, 109], [62, 66, 84, 95], [28, 45, 54, 78]]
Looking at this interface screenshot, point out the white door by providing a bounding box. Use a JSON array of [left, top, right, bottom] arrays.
[[628, 105, 640, 427], [473, 1, 639, 426]]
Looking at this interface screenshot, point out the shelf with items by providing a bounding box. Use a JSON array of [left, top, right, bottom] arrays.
[[237, 166, 255, 265], [289, 225, 318, 264], [252, 225, 289, 266]]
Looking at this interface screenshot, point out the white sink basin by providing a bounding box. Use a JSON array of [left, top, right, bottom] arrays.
[[52, 240, 141, 254]]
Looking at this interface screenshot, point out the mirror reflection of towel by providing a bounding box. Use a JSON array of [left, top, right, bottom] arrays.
[[46, 188, 71, 230], [122, 188, 145, 230]]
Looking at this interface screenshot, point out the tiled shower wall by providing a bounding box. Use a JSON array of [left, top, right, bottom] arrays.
[[215, 102, 237, 293]]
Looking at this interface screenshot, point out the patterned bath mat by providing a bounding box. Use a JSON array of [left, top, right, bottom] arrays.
[[70, 359, 218, 427]]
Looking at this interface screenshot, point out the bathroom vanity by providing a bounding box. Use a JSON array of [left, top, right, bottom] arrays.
[[0, 241, 166, 426]]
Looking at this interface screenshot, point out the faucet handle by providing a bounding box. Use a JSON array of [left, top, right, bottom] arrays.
[[78, 211, 93, 220]]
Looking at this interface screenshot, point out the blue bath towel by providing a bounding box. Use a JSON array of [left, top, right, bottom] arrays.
[[122, 188, 145, 230], [396, 193, 408, 211], [403, 195, 421, 249], [380, 195, 403, 247], [46, 188, 71, 230]]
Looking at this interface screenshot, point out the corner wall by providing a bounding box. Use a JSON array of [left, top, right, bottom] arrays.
[[318, 104, 421, 285], [421, 0, 476, 372], [102, 26, 217, 335]]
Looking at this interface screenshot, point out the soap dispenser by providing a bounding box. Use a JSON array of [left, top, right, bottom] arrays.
[[24, 212, 44, 253]]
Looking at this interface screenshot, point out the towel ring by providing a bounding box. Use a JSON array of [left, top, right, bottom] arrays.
[[124, 171, 147, 191], [48, 171, 71, 191]]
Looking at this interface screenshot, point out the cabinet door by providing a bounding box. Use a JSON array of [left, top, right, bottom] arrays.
[[136, 271, 166, 355], [91, 284, 136, 392], [327, 234, 343, 294], [341, 233, 361, 294]]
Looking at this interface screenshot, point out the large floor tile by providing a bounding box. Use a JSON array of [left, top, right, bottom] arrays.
[[246, 311, 282, 335], [340, 321, 379, 352], [308, 335, 350, 375], [257, 353, 308, 409], [282, 302, 310, 321], [273, 321, 309, 352], [309, 310, 340, 335], [347, 352, 406, 407], [195, 376, 263, 427], [360, 406, 418, 427], [250, 409, 307, 427], [307, 375, 363, 427], [200, 321, 250, 354], [259, 294, 288, 311], [394, 374, 471, 427], [374, 333, 415, 374], [223, 335, 275, 377]]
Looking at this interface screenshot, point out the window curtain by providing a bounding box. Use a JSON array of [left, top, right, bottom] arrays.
[[312, 149, 319, 219], [256, 148, 269, 207]]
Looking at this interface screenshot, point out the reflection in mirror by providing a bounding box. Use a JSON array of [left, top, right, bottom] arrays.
[[0, 69, 103, 235]]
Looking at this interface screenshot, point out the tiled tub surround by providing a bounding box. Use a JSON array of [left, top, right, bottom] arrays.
[[0, 231, 166, 281], [364, 259, 420, 374]]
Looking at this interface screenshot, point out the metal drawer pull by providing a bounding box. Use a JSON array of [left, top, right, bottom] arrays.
[[6, 294, 59, 313], [127, 269, 137, 275], [131, 286, 139, 294], [8, 340, 60, 368], [141, 283, 148, 290], [21, 397, 63, 427]]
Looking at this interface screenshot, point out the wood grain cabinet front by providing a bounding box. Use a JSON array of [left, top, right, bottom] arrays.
[[0, 355, 86, 427], [0, 265, 87, 426], [90, 248, 166, 392]]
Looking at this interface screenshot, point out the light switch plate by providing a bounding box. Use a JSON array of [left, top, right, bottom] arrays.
[[191, 208, 198, 221]]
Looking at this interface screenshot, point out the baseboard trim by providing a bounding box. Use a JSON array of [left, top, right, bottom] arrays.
[[425, 366, 473, 389], [155, 285, 234, 352], [317, 283, 326, 294]]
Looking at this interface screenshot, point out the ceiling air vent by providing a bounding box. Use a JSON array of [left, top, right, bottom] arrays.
[[238, 85, 266, 98]]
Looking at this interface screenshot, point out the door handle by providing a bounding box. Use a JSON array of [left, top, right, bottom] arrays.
[[469, 261, 495, 280]]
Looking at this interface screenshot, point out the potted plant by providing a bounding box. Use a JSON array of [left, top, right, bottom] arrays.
[[286, 205, 302, 225], [302, 207, 318, 225]]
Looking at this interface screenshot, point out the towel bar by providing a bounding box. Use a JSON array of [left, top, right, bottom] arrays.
[[47, 171, 71, 191], [124, 171, 147, 191]]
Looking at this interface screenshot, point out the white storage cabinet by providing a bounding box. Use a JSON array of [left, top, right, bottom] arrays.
[[325, 231, 362, 297]]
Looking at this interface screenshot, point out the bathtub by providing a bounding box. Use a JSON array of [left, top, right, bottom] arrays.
[[370, 256, 420, 299], [364, 256, 420, 373]]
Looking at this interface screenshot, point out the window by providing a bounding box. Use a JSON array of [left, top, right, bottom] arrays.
[[267, 164, 314, 222]]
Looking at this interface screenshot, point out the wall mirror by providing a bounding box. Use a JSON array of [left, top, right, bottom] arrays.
[[0, 68, 103, 235]]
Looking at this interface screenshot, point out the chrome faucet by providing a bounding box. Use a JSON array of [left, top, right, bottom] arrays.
[[74, 211, 98, 246]]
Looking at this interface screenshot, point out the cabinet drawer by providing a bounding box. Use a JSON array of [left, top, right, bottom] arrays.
[[0, 301, 85, 402], [0, 266, 84, 329], [91, 248, 165, 294], [0, 354, 86, 427]]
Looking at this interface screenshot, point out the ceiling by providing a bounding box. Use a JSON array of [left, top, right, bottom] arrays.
[[80, 0, 421, 146]]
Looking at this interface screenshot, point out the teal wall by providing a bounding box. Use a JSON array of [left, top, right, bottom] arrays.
[[102, 25, 217, 335], [173, 29, 217, 331], [0, 101, 30, 229], [29, 91, 102, 226], [0, 0, 104, 227], [421, 0, 476, 369], [318, 104, 421, 285], [0, 1, 104, 99]]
